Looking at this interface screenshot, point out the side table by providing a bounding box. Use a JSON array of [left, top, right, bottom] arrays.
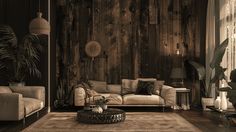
[[175, 88, 190, 110]]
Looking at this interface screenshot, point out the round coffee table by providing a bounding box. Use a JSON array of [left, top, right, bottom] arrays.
[[77, 108, 126, 124]]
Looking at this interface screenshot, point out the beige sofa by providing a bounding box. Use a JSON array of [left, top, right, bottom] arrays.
[[74, 79, 176, 108], [0, 86, 45, 122]]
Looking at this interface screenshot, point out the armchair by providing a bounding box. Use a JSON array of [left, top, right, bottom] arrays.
[[0, 86, 45, 121]]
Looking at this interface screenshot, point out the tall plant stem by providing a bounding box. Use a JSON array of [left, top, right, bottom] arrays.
[[207, 69, 213, 97]]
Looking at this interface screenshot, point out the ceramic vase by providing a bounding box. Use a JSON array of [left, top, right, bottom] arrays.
[[101, 104, 107, 110], [220, 91, 228, 110], [214, 96, 221, 109]]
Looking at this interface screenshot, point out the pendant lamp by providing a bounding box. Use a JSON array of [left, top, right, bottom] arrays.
[[29, 0, 50, 35]]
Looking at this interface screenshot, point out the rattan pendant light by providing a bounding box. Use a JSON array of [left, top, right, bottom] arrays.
[[29, 0, 50, 35]]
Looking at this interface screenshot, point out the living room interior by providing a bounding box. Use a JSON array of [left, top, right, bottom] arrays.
[[0, 0, 236, 131]]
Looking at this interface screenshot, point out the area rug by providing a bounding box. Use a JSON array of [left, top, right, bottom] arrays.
[[22, 112, 201, 132]]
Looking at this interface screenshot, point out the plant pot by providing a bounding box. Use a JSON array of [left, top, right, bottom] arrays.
[[101, 104, 107, 110], [201, 97, 214, 111], [9, 82, 25, 87]]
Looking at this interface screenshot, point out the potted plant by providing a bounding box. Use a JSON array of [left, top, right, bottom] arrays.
[[94, 96, 110, 110], [189, 38, 228, 110], [0, 25, 42, 86]]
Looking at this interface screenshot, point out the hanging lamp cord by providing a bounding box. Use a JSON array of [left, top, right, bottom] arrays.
[[38, 0, 41, 12]]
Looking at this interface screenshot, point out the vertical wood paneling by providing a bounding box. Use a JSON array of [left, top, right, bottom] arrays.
[[140, 0, 149, 77], [56, 0, 207, 87]]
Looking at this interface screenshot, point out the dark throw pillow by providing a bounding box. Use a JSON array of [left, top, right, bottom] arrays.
[[135, 80, 154, 95]]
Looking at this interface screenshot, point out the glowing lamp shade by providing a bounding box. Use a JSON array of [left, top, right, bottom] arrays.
[[29, 12, 50, 35]]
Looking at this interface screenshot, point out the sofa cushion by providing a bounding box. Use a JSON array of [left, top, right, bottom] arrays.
[[23, 98, 43, 115], [0, 86, 12, 93], [153, 80, 165, 95], [98, 94, 123, 105], [136, 78, 164, 95], [123, 94, 165, 105], [121, 79, 138, 95], [135, 80, 154, 95], [90, 80, 108, 93], [107, 84, 122, 94]]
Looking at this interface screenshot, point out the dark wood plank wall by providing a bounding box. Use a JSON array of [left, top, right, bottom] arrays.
[[0, 0, 208, 108], [58, 0, 207, 107], [56, 0, 207, 84], [55, 0, 207, 107]]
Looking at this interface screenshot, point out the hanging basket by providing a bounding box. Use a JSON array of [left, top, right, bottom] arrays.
[[85, 41, 101, 59]]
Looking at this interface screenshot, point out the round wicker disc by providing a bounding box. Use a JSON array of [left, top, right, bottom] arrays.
[[85, 41, 101, 58]]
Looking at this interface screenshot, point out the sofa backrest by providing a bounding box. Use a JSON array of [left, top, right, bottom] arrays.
[[89, 78, 165, 95], [121, 78, 165, 95], [107, 84, 121, 94], [0, 86, 12, 93], [89, 80, 108, 93]]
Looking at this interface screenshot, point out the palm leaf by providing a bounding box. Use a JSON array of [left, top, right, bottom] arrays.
[[210, 38, 228, 68], [0, 25, 17, 46], [0, 25, 42, 81], [189, 61, 206, 80]]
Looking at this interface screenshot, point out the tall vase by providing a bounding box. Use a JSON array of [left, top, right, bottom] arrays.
[[220, 91, 228, 110], [214, 96, 221, 109]]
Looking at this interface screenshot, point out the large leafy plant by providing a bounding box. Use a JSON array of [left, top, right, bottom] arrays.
[[189, 38, 228, 97], [0, 25, 42, 83]]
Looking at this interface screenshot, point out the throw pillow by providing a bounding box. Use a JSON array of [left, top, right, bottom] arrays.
[[135, 80, 154, 95], [153, 80, 165, 95], [89, 80, 108, 93], [122, 79, 137, 95]]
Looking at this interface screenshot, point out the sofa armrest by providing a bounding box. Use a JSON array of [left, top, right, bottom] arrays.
[[11, 86, 45, 107], [0, 93, 24, 120], [161, 85, 176, 107], [74, 87, 86, 106]]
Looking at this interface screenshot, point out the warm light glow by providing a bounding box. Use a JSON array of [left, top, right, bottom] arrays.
[[176, 50, 180, 55]]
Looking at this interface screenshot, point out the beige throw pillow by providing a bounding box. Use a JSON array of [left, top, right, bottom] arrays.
[[153, 80, 165, 95], [122, 79, 138, 95]]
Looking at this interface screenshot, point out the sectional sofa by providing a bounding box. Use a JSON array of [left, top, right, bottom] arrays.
[[74, 78, 176, 108]]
